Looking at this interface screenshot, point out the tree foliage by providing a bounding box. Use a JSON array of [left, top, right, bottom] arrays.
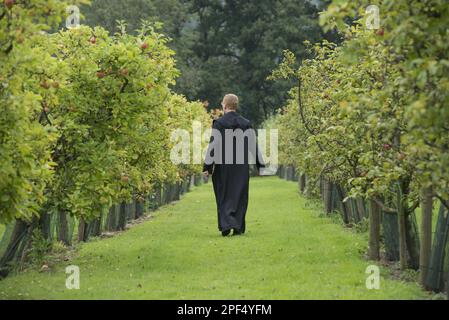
[[0, 0, 88, 222], [0, 2, 210, 225], [270, 0, 449, 271], [81, 0, 331, 125]]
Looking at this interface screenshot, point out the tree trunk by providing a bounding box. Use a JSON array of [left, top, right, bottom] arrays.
[[420, 186, 433, 285], [397, 185, 408, 270], [0, 220, 33, 278], [106, 205, 117, 231], [127, 202, 136, 221], [135, 199, 145, 219], [405, 211, 421, 270], [383, 211, 400, 261], [57, 211, 70, 246], [194, 175, 202, 187], [336, 185, 350, 224], [117, 202, 127, 231], [356, 198, 367, 219], [368, 199, 381, 260], [190, 174, 195, 189], [89, 217, 102, 238], [350, 199, 362, 223], [175, 183, 181, 201], [299, 174, 306, 194], [39, 212, 52, 240], [287, 166, 294, 181], [162, 184, 169, 204], [77, 218, 87, 242], [425, 202, 449, 292], [323, 179, 333, 215], [186, 176, 191, 193]]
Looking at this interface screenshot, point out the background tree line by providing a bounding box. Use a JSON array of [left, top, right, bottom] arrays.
[[81, 0, 336, 125]]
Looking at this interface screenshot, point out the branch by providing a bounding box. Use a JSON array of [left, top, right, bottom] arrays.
[[435, 194, 449, 211], [373, 197, 397, 213], [406, 200, 420, 214], [298, 78, 316, 136], [40, 102, 52, 126], [297, 77, 324, 153], [120, 78, 129, 94]]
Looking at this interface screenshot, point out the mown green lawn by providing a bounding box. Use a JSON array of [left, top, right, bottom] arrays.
[[0, 177, 430, 300]]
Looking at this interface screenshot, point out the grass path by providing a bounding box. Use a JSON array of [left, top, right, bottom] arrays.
[[0, 177, 429, 299]]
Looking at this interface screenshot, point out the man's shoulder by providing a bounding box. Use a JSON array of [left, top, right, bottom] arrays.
[[236, 114, 252, 129], [237, 114, 251, 123], [215, 112, 252, 130]]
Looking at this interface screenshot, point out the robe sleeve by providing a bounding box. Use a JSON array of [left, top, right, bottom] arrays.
[[203, 120, 218, 174], [248, 123, 266, 170]]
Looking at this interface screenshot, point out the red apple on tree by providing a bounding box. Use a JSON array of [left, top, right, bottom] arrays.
[[89, 36, 97, 45], [397, 153, 407, 161], [120, 68, 129, 76], [376, 28, 385, 36], [4, 0, 14, 10], [382, 143, 392, 151], [96, 71, 106, 79], [40, 81, 51, 89], [141, 42, 149, 50]]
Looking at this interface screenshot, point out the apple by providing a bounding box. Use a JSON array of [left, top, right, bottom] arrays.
[[120, 68, 129, 76], [376, 28, 385, 36], [96, 71, 106, 79], [397, 153, 407, 161], [121, 175, 129, 183], [146, 83, 153, 90], [51, 81, 60, 89], [43, 107, 50, 113], [40, 81, 51, 89], [141, 42, 149, 50], [382, 143, 392, 151], [89, 36, 97, 44], [4, 0, 14, 10]]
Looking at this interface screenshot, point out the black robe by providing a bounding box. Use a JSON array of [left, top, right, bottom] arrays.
[[203, 112, 264, 233]]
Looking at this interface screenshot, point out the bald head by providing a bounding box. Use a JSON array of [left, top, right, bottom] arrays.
[[222, 94, 239, 112]]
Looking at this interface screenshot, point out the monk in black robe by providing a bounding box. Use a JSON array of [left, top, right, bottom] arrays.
[[203, 94, 264, 237]]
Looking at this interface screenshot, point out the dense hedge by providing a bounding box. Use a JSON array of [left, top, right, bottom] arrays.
[[0, 1, 209, 276]]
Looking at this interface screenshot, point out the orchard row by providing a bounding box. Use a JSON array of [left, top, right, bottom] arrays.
[[0, 0, 210, 275], [268, 0, 449, 293]]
